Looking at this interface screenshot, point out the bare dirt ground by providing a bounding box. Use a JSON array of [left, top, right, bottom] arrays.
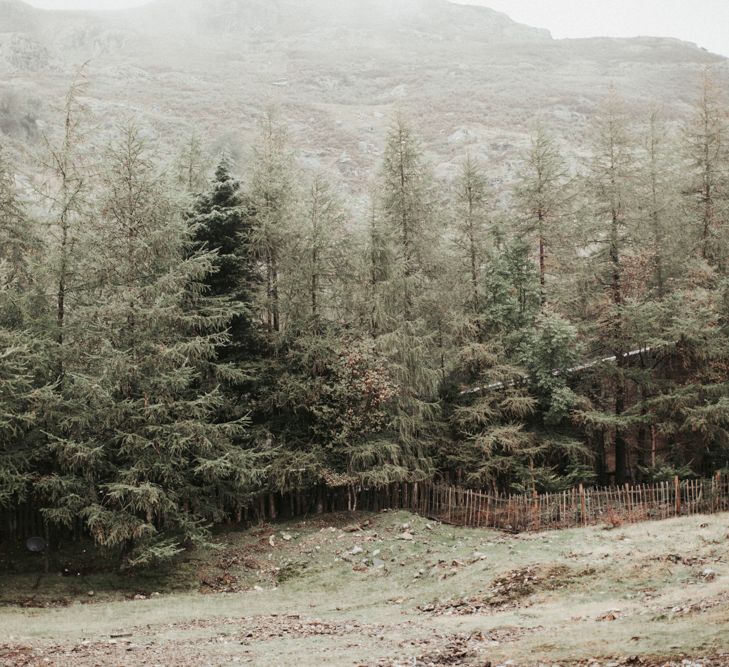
[[1, 511, 729, 666]]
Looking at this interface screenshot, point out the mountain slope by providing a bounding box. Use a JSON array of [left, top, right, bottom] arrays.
[[0, 0, 726, 189]]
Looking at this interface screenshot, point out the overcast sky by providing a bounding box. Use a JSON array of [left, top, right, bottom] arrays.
[[24, 0, 729, 57]]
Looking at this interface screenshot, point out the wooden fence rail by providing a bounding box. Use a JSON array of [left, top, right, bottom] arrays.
[[3, 474, 729, 544], [404, 473, 729, 532]]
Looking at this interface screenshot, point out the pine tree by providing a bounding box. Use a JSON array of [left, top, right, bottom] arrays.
[[683, 69, 729, 270], [39, 125, 261, 568], [249, 109, 295, 334], [453, 155, 490, 333], [189, 158, 260, 362], [577, 91, 638, 484], [515, 123, 570, 307], [375, 116, 440, 470]]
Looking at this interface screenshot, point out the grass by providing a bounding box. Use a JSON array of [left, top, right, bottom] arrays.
[[1, 510, 729, 665]]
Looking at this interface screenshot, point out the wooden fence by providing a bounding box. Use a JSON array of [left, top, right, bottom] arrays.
[[3, 474, 729, 544], [404, 473, 729, 532]]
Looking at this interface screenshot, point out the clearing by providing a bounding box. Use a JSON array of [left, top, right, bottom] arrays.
[[1, 511, 729, 666]]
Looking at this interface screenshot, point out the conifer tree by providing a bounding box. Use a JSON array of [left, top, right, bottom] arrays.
[[189, 158, 260, 362], [362, 193, 391, 337], [639, 109, 682, 298], [453, 155, 490, 332], [515, 124, 569, 307], [0, 149, 51, 511], [39, 125, 260, 567], [40, 71, 91, 380], [375, 116, 440, 471], [684, 69, 729, 270], [176, 131, 210, 195], [445, 342, 537, 493], [290, 174, 350, 326], [0, 148, 39, 325], [577, 91, 638, 484], [249, 109, 295, 333]]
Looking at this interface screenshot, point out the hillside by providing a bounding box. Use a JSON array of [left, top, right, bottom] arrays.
[[0, 0, 726, 189], [2, 510, 728, 665]]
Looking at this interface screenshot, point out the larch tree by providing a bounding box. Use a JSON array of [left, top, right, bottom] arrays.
[[39, 71, 92, 380], [515, 123, 570, 307], [249, 109, 296, 334], [292, 174, 350, 327], [452, 154, 491, 339], [175, 131, 210, 195], [684, 68, 729, 270], [362, 192, 391, 338], [375, 115, 441, 476], [577, 90, 638, 484], [639, 108, 683, 299]]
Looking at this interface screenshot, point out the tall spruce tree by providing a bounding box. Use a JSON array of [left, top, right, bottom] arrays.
[[39, 125, 260, 567], [375, 116, 440, 475], [515, 124, 570, 307], [576, 91, 639, 484], [249, 109, 295, 334], [0, 149, 51, 511], [189, 158, 260, 363], [684, 69, 729, 270]]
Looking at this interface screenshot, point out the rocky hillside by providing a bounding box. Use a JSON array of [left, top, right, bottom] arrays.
[[0, 0, 726, 188]]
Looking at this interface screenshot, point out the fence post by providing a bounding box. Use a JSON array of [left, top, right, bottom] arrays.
[[579, 484, 586, 526], [674, 476, 681, 516]]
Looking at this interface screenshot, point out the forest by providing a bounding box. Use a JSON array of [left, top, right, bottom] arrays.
[[1, 68, 728, 568]]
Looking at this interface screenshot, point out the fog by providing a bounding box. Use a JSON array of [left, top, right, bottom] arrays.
[[463, 0, 729, 56], [23, 0, 729, 56]]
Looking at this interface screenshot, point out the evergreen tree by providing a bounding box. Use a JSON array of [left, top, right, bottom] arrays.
[[515, 123, 570, 307], [0, 149, 51, 511], [683, 69, 729, 270], [445, 342, 537, 493], [576, 91, 638, 484], [375, 116, 440, 472], [452, 155, 490, 335], [249, 109, 296, 334], [189, 158, 260, 362], [39, 126, 260, 568]]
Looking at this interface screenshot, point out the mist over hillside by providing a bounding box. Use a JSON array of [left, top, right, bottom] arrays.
[[0, 0, 726, 188]]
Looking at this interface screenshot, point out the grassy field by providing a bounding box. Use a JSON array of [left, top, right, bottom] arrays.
[[1, 510, 729, 666]]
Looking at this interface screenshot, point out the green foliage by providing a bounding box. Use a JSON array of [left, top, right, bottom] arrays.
[[38, 126, 261, 567], [189, 158, 261, 362], [255, 327, 425, 489], [2, 73, 729, 569]]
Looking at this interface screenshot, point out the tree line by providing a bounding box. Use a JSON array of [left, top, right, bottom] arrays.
[[1, 70, 728, 566]]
